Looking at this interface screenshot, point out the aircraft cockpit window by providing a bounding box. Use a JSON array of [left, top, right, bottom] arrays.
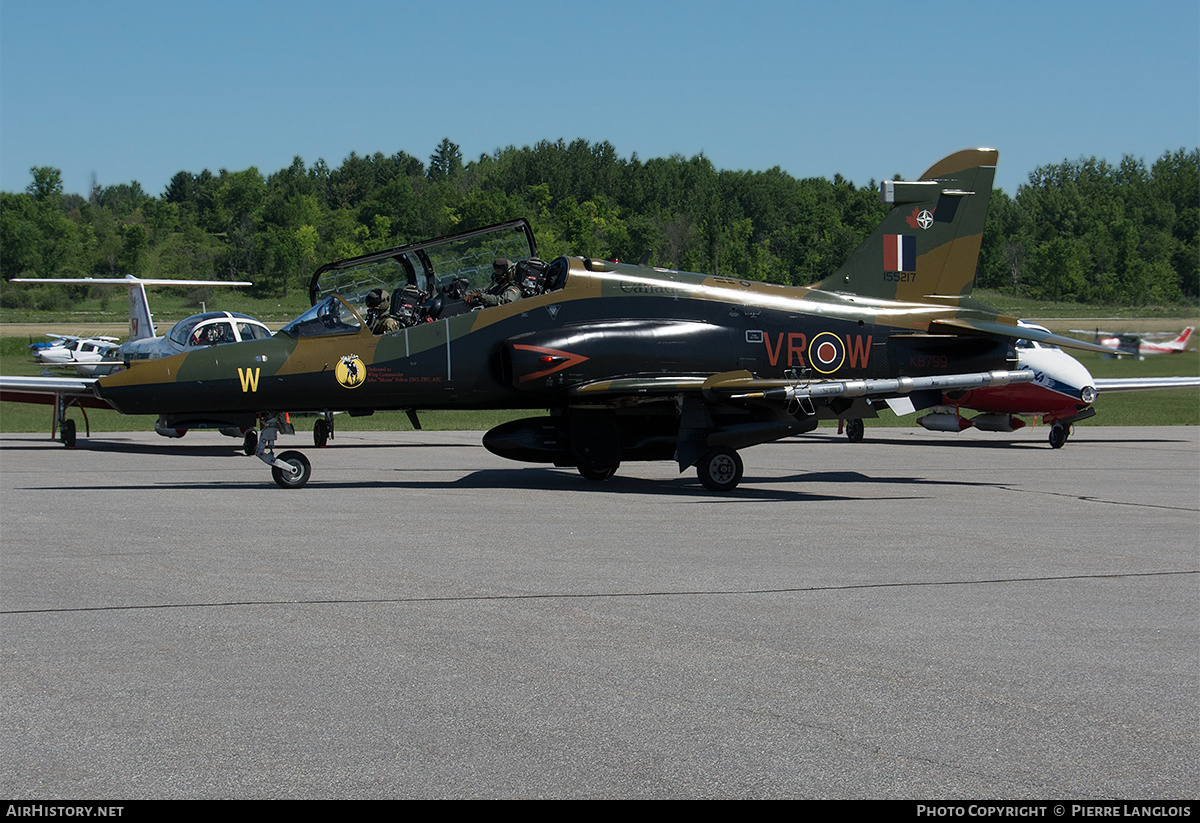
[[237, 322, 272, 341], [189, 321, 236, 346], [308, 219, 540, 313], [279, 295, 364, 338]]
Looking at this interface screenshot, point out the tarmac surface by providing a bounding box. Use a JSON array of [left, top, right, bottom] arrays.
[[1, 426, 1196, 799]]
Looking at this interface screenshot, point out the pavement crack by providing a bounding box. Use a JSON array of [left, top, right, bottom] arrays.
[[3, 570, 1195, 615], [999, 485, 1199, 512]]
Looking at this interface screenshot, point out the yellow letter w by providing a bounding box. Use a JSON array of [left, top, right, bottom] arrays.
[[238, 367, 261, 392]]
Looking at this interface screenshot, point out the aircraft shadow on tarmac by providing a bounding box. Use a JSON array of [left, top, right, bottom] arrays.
[[6, 431, 1188, 501], [19, 459, 997, 504], [0, 435, 248, 459], [802, 432, 1189, 449]]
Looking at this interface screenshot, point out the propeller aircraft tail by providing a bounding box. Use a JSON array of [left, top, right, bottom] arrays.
[[7, 275, 253, 342], [127, 279, 156, 340]]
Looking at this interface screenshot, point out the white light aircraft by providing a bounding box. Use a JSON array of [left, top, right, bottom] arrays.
[[29, 334, 121, 373]]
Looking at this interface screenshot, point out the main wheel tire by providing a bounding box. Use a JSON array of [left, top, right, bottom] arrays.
[[243, 430, 258, 456], [271, 450, 312, 489], [696, 446, 743, 492], [313, 419, 330, 448], [1049, 424, 1068, 449], [845, 418, 865, 443], [61, 418, 76, 448], [568, 412, 621, 472], [578, 463, 618, 482]]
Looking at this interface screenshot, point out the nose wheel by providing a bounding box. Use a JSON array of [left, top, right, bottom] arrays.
[[252, 413, 311, 488], [271, 451, 312, 488], [1048, 423, 1070, 449]]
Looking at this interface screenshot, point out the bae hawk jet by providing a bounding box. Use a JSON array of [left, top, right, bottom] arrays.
[[86, 149, 1119, 490]]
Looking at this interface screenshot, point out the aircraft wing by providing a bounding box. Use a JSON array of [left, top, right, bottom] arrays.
[[0, 375, 111, 409], [931, 318, 1115, 355], [1094, 377, 1200, 393]]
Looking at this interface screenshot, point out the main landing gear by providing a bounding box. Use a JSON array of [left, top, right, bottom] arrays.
[[54, 394, 87, 448], [252, 413, 311, 488], [313, 412, 335, 448], [60, 418, 77, 448], [695, 446, 744, 492]]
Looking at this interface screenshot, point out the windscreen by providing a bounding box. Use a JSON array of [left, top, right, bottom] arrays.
[[308, 220, 536, 312]]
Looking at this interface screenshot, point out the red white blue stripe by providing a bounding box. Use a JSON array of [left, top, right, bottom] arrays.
[[884, 234, 916, 272]]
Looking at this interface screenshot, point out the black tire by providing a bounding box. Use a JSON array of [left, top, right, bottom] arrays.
[[845, 419, 864, 443], [61, 418, 76, 448], [696, 446, 743, 492], [568, 411, 622, 473], [314, 419, 330, 448], [1049, 424, 1068, 449], [271, 450, 312, 489], [243, 430, 258, 456], [578, 463, 618, 482]]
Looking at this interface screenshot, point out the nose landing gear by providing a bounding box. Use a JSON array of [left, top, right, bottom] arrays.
[[252, 413, 311, 488]]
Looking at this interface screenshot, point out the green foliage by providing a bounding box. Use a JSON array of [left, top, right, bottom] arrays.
[[2, 146, 1196, 312], [978, 150, 1199, 305]]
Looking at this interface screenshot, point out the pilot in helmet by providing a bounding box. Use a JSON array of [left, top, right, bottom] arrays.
[[365, 288, 399, 334], [466, 259, 522, 308]]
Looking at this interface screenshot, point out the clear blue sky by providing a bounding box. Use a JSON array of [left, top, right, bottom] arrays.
[[2, 0, 1196, 198]]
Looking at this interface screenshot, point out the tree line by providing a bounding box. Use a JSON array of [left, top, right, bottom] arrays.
[[2, 138, 1196, 309]]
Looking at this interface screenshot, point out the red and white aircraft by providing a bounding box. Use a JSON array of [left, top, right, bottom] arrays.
[[841, 322, 1200, 448], [1076, 327, 1194, 359]]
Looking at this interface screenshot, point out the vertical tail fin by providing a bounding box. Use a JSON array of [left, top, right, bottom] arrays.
[[1171, 327, 1193, 350], [126, 277, 155, 341], [819, 149, 998, 302]]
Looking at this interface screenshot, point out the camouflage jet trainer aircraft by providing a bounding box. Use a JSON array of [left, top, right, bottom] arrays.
[[91, 149, 1112, 490]]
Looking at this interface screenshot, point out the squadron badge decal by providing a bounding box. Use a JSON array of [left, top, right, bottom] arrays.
[[335, 354, 366, 389]]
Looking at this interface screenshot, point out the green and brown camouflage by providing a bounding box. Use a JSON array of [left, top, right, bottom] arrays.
[[93, 149, 1110, 489]]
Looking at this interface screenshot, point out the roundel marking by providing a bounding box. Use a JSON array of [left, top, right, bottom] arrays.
[[808, 332, 845, 374], [335, 354, 367, 389]]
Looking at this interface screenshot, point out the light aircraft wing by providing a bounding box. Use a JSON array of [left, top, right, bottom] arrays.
[[0, 375, 107, 407], [9, 277, 251, 287], [1093, 377, 1200, 393]]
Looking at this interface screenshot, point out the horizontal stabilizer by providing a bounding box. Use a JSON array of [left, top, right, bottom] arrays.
[[9, 276, 252, 287]]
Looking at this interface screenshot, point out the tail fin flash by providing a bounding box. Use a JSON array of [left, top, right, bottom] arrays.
[[127, 278, 155, 341], [1171, 327, 1193, 350], [819, 149, 998, 302]]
